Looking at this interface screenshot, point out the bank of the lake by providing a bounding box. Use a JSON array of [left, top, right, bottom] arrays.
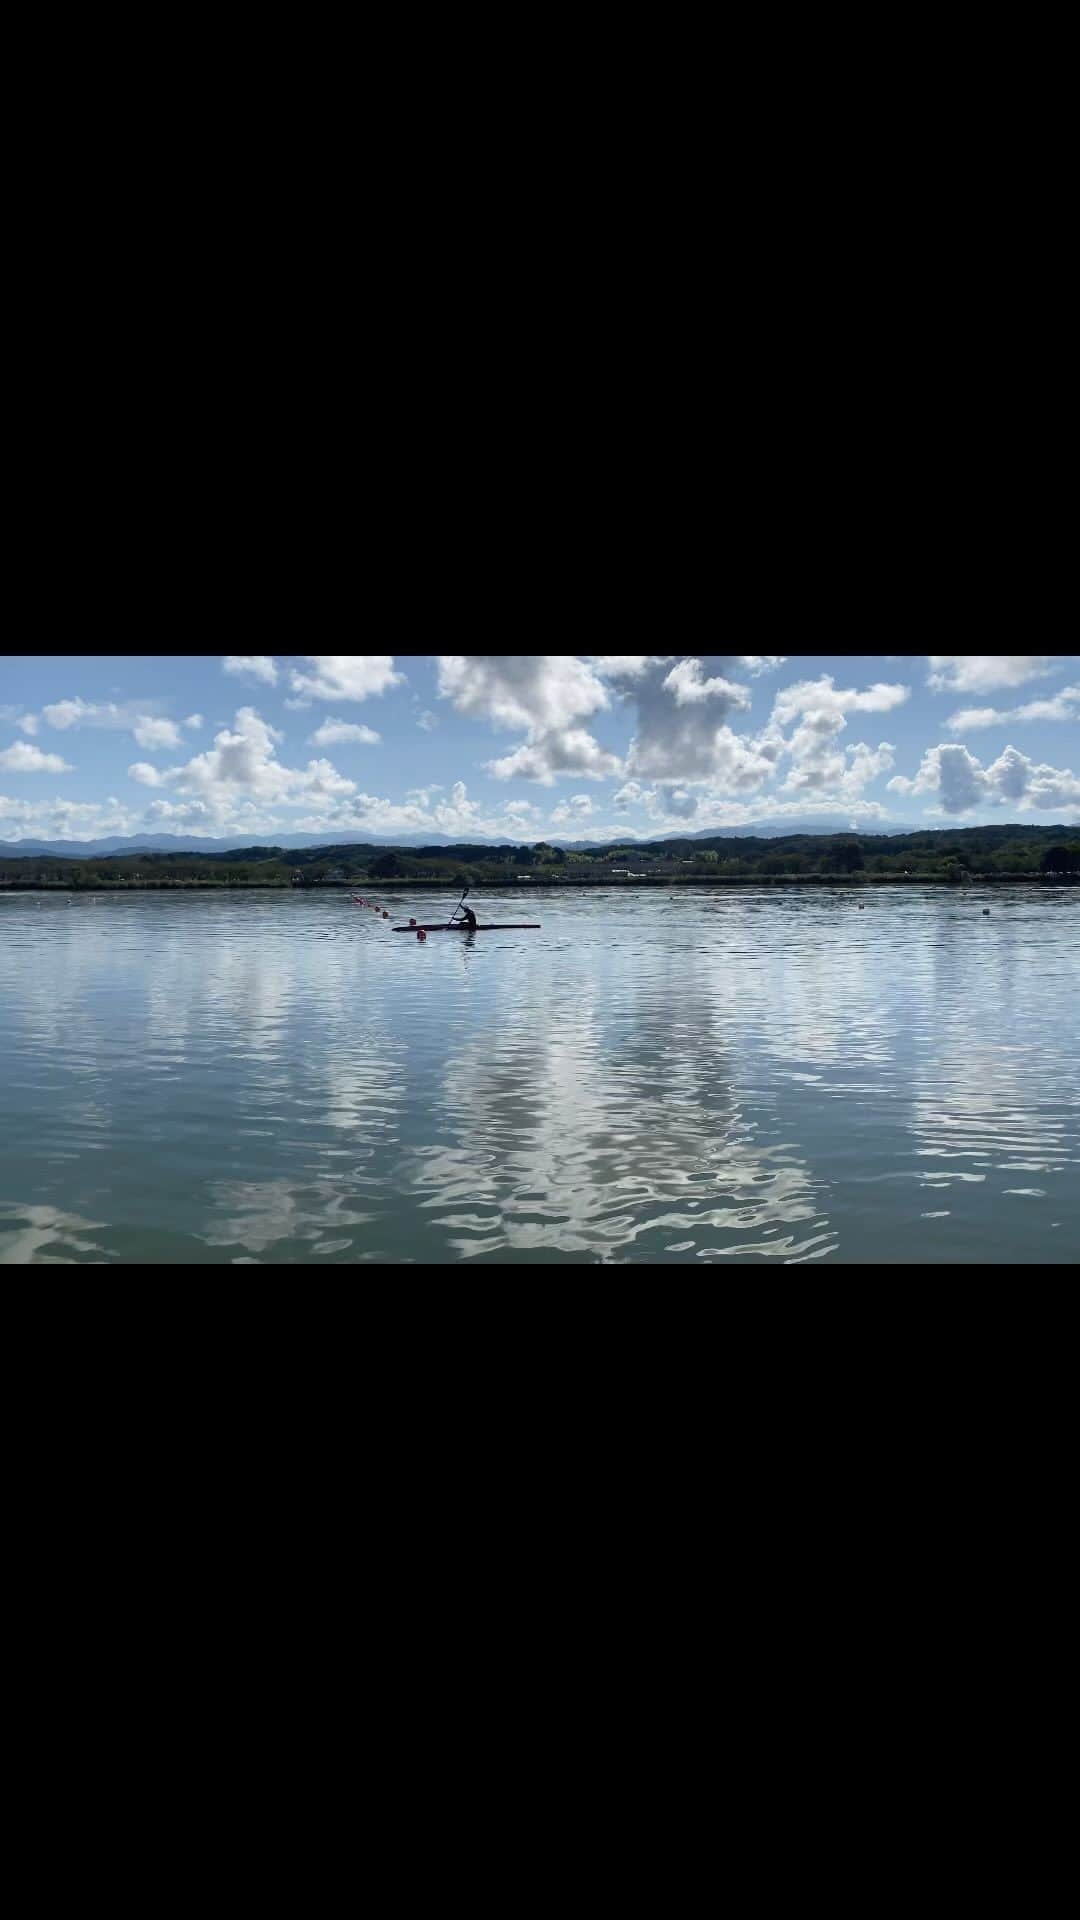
[[1, 872, 1077, 892]]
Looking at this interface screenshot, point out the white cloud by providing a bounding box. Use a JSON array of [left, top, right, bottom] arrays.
[[145, 798, 215, 824], [944, 708, 999, 733], [0, 742, 73, 773], [439, 655, 609, 733], [223, 656, 278, 686], [888, 740, 1080, 815], [124, 708, 359, 824], [132, 716, 183, 750], [841, 742, 896, 794], [17, 714, 39, 735], [771, 675, 909, 729], [632, 788, 894, 830], [289, 656, 403, 702], [946, 686, 1080, 731], [308, 719, 381, 747], [416, 710, 438, 731], [550, 794, 594, 824], [438, 656, 626, 786], [41, 697, 99, 730], [289, 779, 567, 844], [763, 676, 907, 801], [663, 658, 752, 710], [41, 697, 144, 731], [487, 728, 623, 784], [622, 657, 761, 781], [590, 656, 659, 678], [737, 656, 787, 675], [927, 656, 1065, 694], [185, 714, 204, 730], [0, 794, 138, 840]]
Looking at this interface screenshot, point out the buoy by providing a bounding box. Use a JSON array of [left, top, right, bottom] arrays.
[[382, 911, 389, 918], [983, 908, 990, 915], [409, 918, 416, 926], [417, 929, 427, 941], [858, 904, 865, 910]]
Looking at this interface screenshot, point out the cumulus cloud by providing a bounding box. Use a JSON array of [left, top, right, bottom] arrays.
[[438, 654, 785, 791], [439, 655, 609, 733], [621, 656, 761, 781], [289, 656, 403, 701], [289, 779, 564, 844], [762, 675, 907, 800], [737, 656, 787, 675], [487, 728, 623, 784], [888, 741, 1080, 815], [124, 708, 360, 825], [0, 742, 73, 773], [41, 697, 142, 731], [185, 714, 203, 730], [770, 675, 910, 730], [550, 794, 594, 824], [39, 697, 184, 749], [621, 786, 893, 831], [132, 716, 183, 750], [438, 655, 623, 783], [663, 658, 752, 710], [589, 656, 659, 678], [945, 686, 1080, 731], [308, 719, 381, 747], [0, 794, 138, 841], [416, 710, 438, 731], [17, 714, 39, 734], [927, 656, 1065, 694], [145, 798, 216, 824], [223, 656, 278, 686]]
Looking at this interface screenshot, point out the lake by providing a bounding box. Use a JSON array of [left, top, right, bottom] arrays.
[[0, 886, 1076, 1264]]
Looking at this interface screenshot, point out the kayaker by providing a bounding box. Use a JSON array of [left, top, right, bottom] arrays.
[[459, 904, 478, 930]]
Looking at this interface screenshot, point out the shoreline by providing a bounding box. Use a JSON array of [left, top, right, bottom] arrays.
[[1, 874, 1076, 893]]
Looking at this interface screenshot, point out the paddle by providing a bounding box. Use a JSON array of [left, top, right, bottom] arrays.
[[447, 884, 469, 929]]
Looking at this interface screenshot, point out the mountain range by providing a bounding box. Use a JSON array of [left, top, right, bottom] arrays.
[[0, 818, 895, 858]]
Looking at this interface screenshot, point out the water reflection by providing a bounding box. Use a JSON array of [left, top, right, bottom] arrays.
[[0, 1202, 108, 1264], [407, 946, 830, 1261], [0, 887, 1075, 1263]]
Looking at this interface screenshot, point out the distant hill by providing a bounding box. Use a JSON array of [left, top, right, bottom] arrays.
[[0, 819, 902, 857], [0, 820, 1075, 860]]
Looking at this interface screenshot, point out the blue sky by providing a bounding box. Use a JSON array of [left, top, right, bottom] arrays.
[[1, 654, 1078, 842]]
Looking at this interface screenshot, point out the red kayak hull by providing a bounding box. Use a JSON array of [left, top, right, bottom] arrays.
[[392, 923, 541, 932]]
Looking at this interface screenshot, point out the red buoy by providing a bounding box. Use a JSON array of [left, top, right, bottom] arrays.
[[417, 929, 427, 941]]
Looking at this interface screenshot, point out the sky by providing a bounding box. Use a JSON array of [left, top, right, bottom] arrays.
[[1, 653, 1078, 844]]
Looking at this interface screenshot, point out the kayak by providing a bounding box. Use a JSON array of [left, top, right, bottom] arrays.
[[392, 922, 541, 932]]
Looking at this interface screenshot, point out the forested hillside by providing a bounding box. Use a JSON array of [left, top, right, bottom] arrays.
[[1, 823, 1078, 886]]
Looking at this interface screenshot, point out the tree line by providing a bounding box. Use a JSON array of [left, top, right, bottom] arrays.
[[1, 825, 1078, 887]]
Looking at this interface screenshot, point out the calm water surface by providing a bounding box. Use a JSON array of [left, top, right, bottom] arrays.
[[1, 887, 1076, 1264]]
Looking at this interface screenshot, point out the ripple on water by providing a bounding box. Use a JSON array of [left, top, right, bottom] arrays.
[[0, 886, 1076, 1262]]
